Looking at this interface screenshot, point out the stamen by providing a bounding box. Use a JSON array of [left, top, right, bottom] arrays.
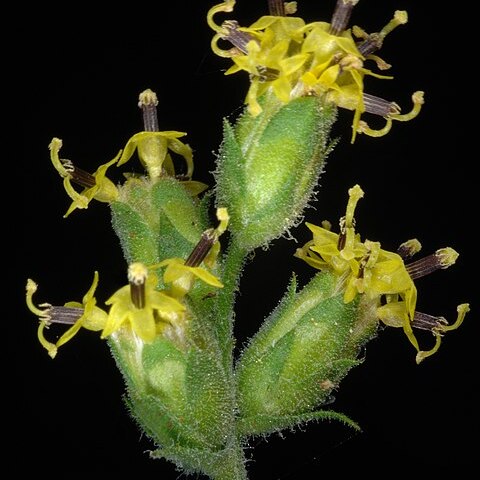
[[356, 10, 408, 56], [215, 207, 230, 236], [321, 220, 332, 231], [366, 55, 391, 71], [193, 208, 229, 271], [284, 2, 297, 15], [138, 89, 160, 132], [363, 94, 400, 117], [48, 306, 84, 325], [185, 230, 216, 267], [257, 65, 281, 82], [338, 185, 363, 257], [268, 0, 285, 16], [337, 225, 346, 251], [357, 33, 382, 57], [329, 0, 360, 36], [397, 238, 422, 259], [49, 137, 97, 188], [222, 20, 254, 54], [357, 240, 380, 287], [406, 247, 459, 280], [60, 160, 96, 188], [128, 263, 148, 309]]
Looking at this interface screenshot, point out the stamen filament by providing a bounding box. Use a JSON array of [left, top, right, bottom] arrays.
[[356, 10, 408, 56], [338, 185, 363, 258]]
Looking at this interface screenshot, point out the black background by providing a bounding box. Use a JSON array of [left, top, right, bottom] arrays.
[[16, 1, 477, 477]]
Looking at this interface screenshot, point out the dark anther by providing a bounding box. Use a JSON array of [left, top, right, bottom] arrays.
[[363, 94, 400, 117], [48, 306, 84, 325], [130, 282, 146, 309], [61, 159, 96, 188], [330, 0, 359, 36], [222, 20, 253, 54], [268, 0, 285, 16], [185, 230, 216, 267]]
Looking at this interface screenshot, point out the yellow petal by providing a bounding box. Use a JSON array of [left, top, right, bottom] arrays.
[[188, 267, 224, 288], [130, 309, 156, 343]]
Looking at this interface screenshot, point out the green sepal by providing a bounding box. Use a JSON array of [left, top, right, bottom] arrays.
[[110, 200, 160, 265], [183, 338, 234, 449], [151, 177, 207, 245], [126, 391, 210, 449], [110, 307, 235, 456], [237, 409, 360, 438]]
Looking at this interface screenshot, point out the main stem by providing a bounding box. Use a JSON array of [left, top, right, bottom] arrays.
[[209, 240, 248, 479], [213, 443, 248, 480], [216, 239, 248, 369]]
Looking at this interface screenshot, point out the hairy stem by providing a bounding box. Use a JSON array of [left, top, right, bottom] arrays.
[[215, 240, 248, 369]]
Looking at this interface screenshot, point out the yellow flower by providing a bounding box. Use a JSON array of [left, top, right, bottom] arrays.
[[295, 185, 469, 361], [155, 258, 224, 299], [26, 272, 108, 358], [49, 138, 120, 217], [117, 89, 207, 196], [103, 263, 186, 343], [153, 208, 229, 298], [220, 14, 309, 115], [117, 130, 193, 180], [208, 0, 423, 141]]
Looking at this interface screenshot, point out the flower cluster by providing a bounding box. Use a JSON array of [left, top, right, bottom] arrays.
[[208, 0, 423, 141], [26, 208, 229, 358], [295, 185, 470, 363], [49, 89, 207, 218]]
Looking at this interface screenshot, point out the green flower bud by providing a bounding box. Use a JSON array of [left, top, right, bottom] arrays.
[[111, 177, 208, 265], [110, 310, 236, 466], [215, 93, 336, 250], [236, 271, 378, 437]]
